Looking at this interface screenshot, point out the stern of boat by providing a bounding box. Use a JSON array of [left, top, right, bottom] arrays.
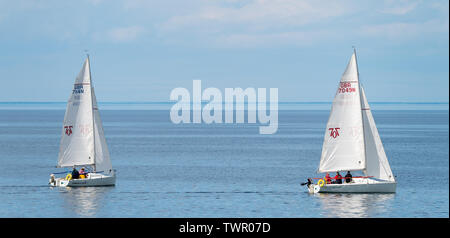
[[49, 174, 69, 187], [307, 184, 321, 193]]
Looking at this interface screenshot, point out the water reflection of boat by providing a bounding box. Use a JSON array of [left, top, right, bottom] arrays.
[[57, 186, 113, 217], [314, 193, 395, 218]]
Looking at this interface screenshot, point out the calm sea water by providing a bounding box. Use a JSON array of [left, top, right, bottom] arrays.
[[0, 106, 448, 217]]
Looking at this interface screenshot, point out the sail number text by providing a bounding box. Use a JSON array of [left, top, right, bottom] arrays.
[[338, 82, 356, 93]]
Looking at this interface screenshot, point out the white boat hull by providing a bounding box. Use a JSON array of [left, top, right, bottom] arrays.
[[50, 173, 116, 187], [308, 178, 396, 193]]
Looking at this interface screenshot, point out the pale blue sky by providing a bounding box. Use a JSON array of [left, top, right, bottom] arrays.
[[0, 0, 448, 102]]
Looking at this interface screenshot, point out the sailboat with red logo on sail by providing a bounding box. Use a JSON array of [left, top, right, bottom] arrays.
[[306, 49, 396, 193], [49, 56, 116, 187]]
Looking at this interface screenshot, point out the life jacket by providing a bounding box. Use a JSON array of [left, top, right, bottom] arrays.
[[325, 175, 332, 184]]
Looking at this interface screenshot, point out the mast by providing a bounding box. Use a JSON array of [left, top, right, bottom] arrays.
[[87, 54, 97, 172], [353, 47, 367, 175]]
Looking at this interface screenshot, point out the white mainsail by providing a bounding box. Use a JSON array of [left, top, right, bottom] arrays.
[[92, 88, 113, 173], [318, 52, 366, 173], [58, 58, 95, 168], [360, 86, 395, 181], [57, 57, 112, 173]]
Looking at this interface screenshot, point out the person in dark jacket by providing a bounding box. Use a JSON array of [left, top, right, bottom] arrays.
[[71, 166, 80, 179], [345, 171, 353, 183], [334, 172, 343, 184]]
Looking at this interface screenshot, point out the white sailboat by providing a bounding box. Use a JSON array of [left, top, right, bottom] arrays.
[[49, 56, 116, 187], [307, 50, 396, 193]]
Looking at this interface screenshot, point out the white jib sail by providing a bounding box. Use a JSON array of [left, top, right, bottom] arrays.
[[92, 88, 113, 174], [318, 52, 366, 173], [360, 86, 395, 181], [57, 58, 95, 168]]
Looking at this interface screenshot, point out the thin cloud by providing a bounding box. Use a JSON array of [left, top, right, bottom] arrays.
[[214, 30, 333, 48], [156, 0, 354, 47], [159, 0, 351, 31], [381, 0, 421, 15], [103, 26, 146, 43], [361, 19, 449, 39]]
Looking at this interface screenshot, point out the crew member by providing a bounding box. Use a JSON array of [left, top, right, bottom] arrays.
[[79, 167, 88, 178], [334, 172, 343, 184], [325, 173, 332, 184], [71, 166, 80, 179], [345, 171, 353, 183]]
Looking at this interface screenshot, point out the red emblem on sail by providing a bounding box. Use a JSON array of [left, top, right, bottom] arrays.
[[64, 126, 73, 136], [329, 127, 340, 138]]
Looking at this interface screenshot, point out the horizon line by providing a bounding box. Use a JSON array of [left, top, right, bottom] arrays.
[[0, 101, 448, 104]]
